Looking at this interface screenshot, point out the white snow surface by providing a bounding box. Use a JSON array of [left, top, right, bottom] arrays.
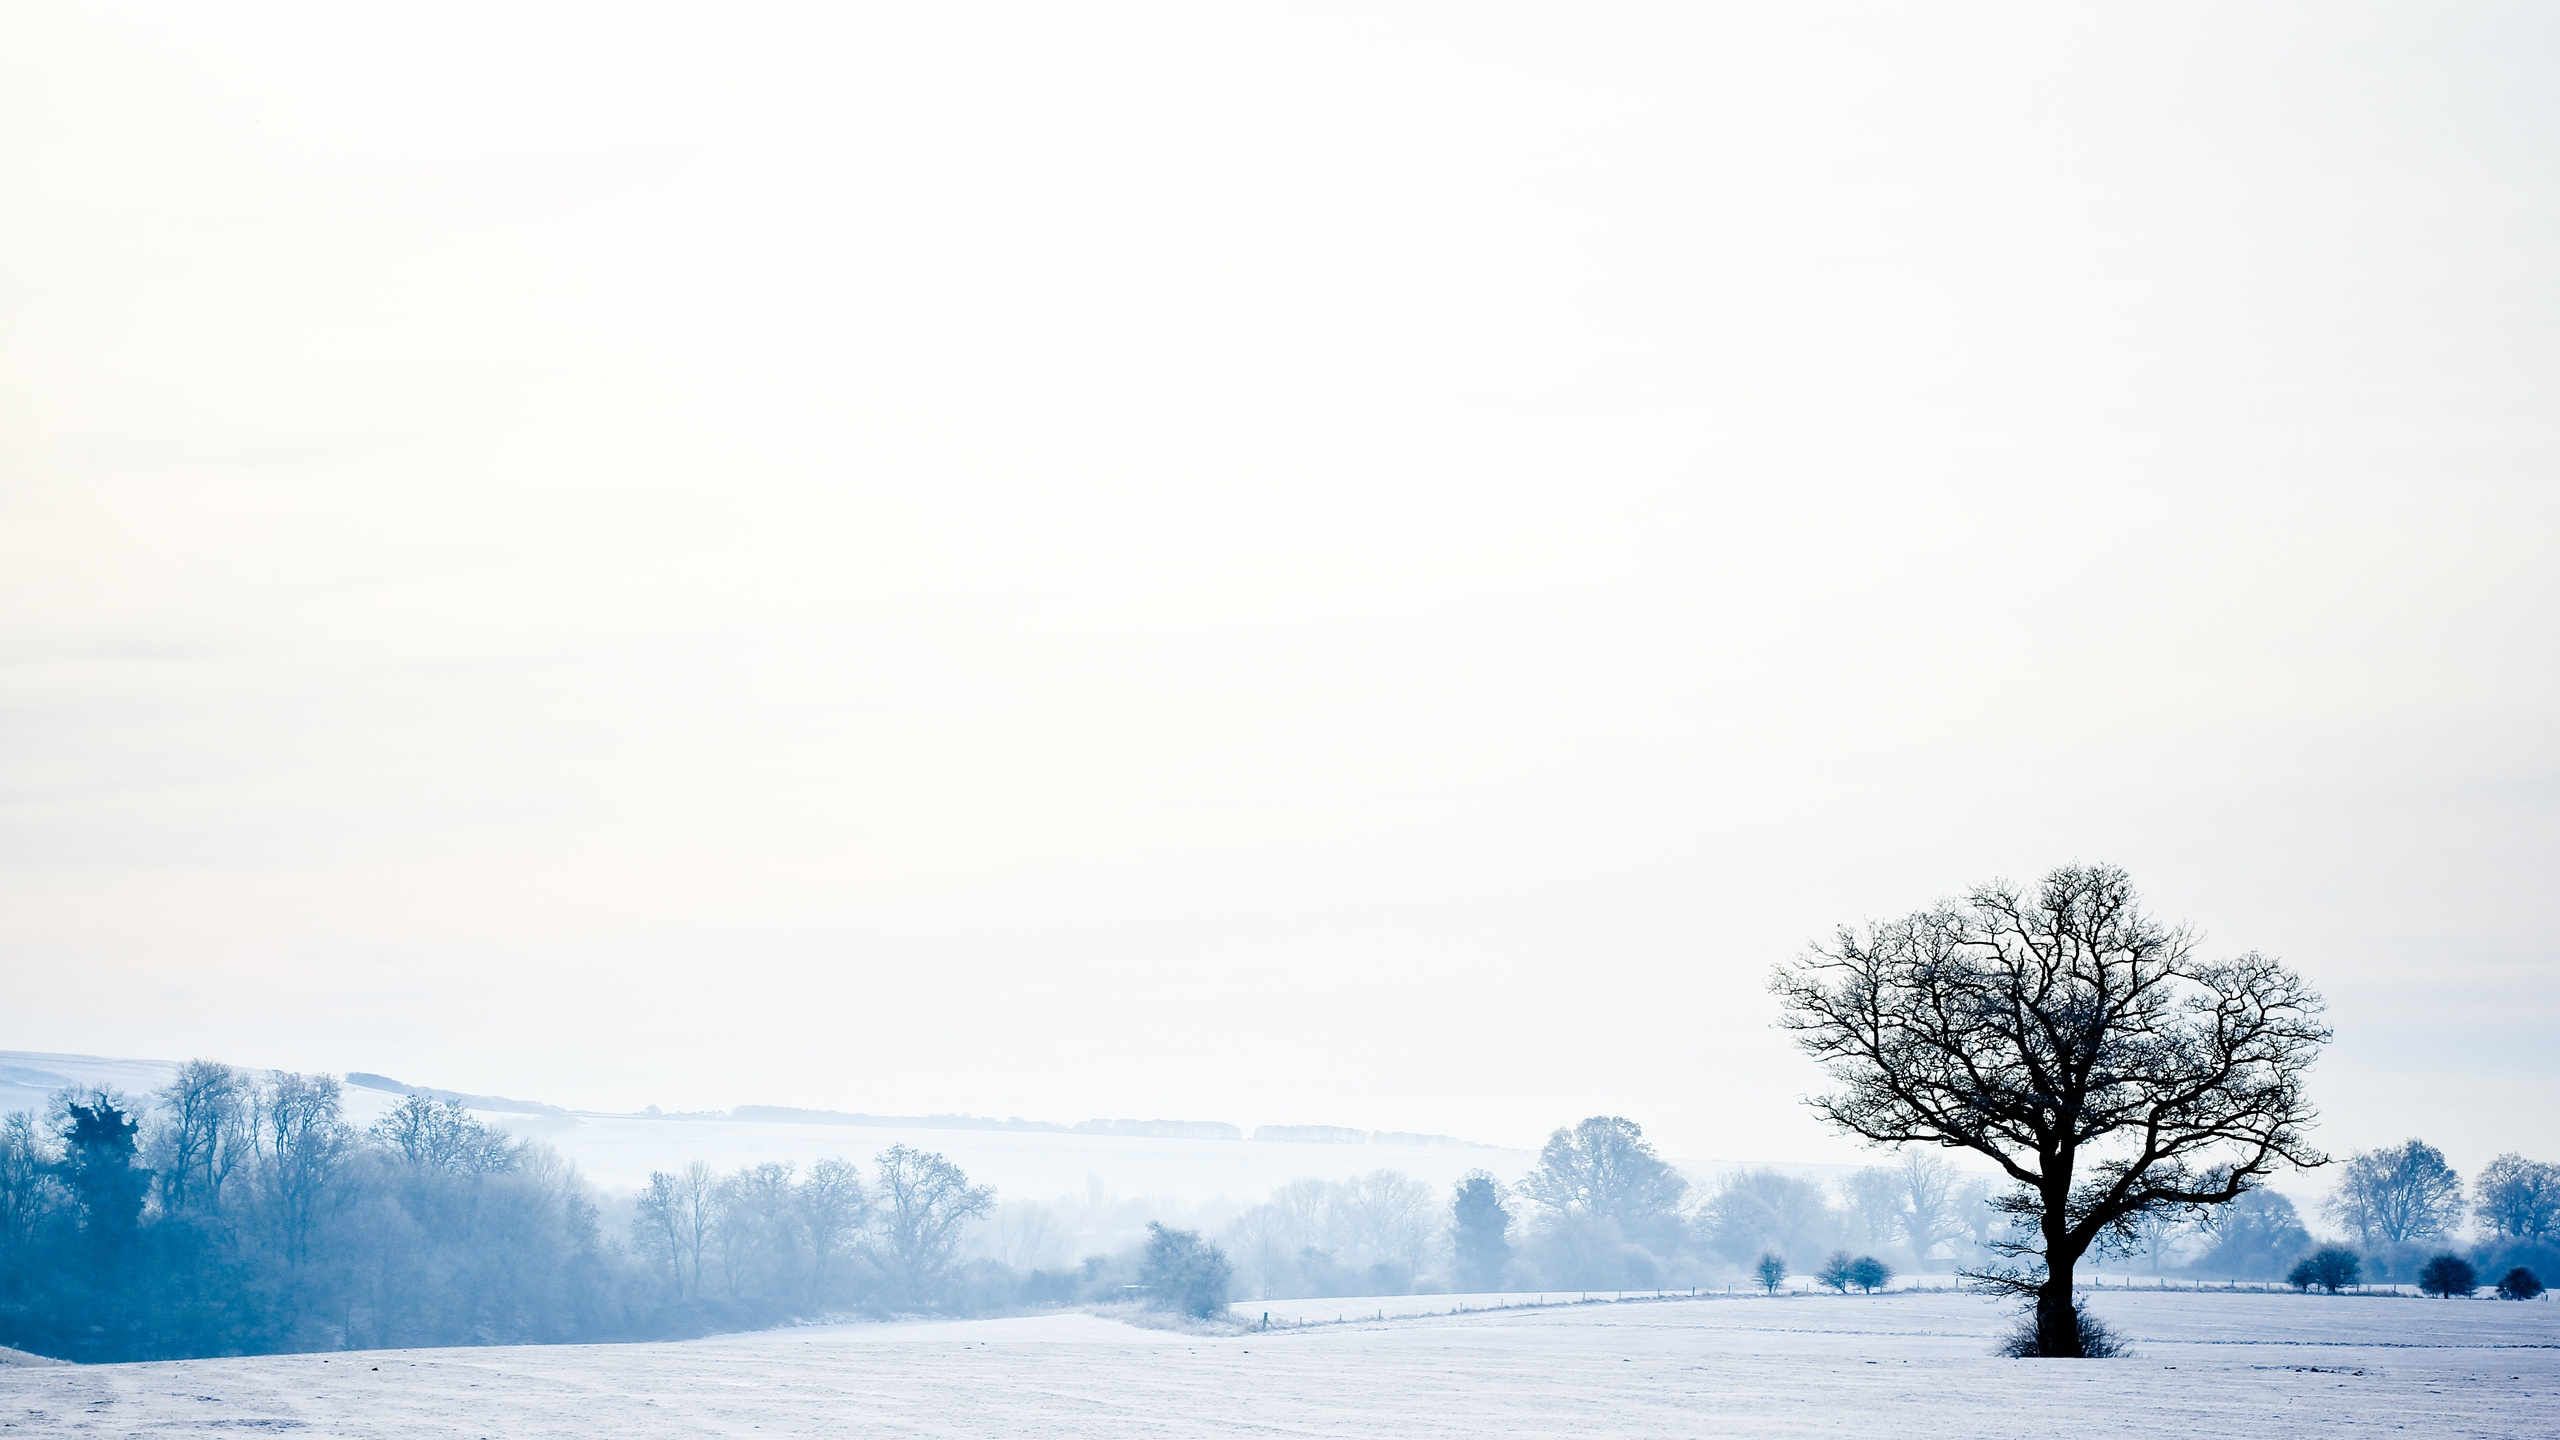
[[8, 1289, 2554, 1437]]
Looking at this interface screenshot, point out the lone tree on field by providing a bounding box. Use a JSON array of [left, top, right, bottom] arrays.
[[1773, 864, 2329, 1357], [2288, 1247, 2360, 1294], [1817, 1249, 1856, 1293], [1755, 1252, 1787, 1294], [1848, 1255, 1894, 1293], [2417, 1254, 2477, 1298]]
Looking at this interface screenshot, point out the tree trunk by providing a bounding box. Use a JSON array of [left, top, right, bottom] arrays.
[[2035, 1262, 2082, 1357]]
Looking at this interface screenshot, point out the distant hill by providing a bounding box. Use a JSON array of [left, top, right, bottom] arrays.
[[1072, 1118, 1243, 1141], [728, 1106, 1067, 1132], [345, 1072, 574, 1119], [1255, 1124, 1493, 1148]]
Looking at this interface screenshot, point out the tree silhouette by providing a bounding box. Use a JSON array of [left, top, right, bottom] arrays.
[[1775, 864, 2328, 1356]]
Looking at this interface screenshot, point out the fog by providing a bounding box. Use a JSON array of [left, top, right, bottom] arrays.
[[5, 3, 2558, 1201]]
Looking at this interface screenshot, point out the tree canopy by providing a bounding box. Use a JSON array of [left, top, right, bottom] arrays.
[[1773, 863, 2328, 1356]]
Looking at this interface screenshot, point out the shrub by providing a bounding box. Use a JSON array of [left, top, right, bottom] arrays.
[[2286, 1247, 2361, 1294], [1816, 1250, 1855, 1293], [2417, 1254, 2477, 1298], [1754, 1252, 1787, 1294], [1997, 1308, 2128, 1358], [1138, 1222, 1235, 1318], [1848, 1255, 1893, 1293], [2496, 1266, 2544, 1301]]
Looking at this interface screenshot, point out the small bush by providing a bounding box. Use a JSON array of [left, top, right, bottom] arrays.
[[1848, 1255, 1893, 1293], [2286, 1247, 2361, 1294], [1997, 1307, 2128, 1359], [1754, 1252, 1786, 1294], [1816, 1250, 1855, 1294], [2417, 1254, 2478, 1298], [1137, 1222, 1234, 1319], [2496, 1267, 2543, 1301]]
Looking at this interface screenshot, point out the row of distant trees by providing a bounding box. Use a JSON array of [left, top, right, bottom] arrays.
[[2135, 1140, 2560, 1287], [1186, 1120, 2560, 1302], [0, 1064, 647, 1361], [1198, 1118, 1986, 1299], [9, 1061, 2547, 1361], [0, 1064, 1068, 1361]]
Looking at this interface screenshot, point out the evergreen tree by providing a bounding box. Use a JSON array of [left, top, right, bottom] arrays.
[[1449, 1172, 1512, 1292]]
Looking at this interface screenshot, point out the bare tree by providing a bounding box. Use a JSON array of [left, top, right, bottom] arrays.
[[1773, 863, 2328, 1356], [1220, 1198, 1297, 1301], [1329, 1170, 1437, 1278], [634, 1170, 693, 1299], [0, 1111, 65, 1289], [1700, 1167, 1838, 1267], [1892, 1152, 1970, 1262], [712, 1163, 804, 1301], [369, 1096, 518, 1175], [150, 1059, 251, 1216], [2126, 1204, 2186, 1275], [2474, 1153, 2560, 1242], [1754, 1252, 1787, 1293], [800, 1158, 871, 1300], [675, 1160, 718, 1295], [2322, 1140, 2463, 1250], [1843, 1154, 1973, 1265], [863, 1146, 994, 1306], [251, 1072, 355, 1265], [1519, 1117, 1688, 1228], [1843, 1167, 1907, 1253]]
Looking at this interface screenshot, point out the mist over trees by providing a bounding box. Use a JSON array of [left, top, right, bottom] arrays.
[[1448, 1172, 1511, 1292], [0, 1064, 1057, 1361], [2, 1067, 634, 1362], [2186, 1190, 2315, 1279], [2324, 1140, 2466, 1251], [2476, 1155, 2560, 1245], [6, 1046, 2546, 1365]]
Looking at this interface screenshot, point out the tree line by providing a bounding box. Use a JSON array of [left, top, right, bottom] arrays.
[[1202, 1118, 1999, 1299], [0, 1064, 1058, 1361]]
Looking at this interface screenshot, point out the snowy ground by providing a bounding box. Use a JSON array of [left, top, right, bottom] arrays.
[[8, 1288, 2554, 1437]]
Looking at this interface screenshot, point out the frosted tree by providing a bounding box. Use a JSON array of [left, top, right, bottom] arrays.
[[864, 1146, 995, 1306], [2470, 1154, 2557, 1242], [2322, 1140, 2463, 1250]]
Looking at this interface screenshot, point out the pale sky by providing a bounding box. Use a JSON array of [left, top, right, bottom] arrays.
[[3, 3, 2554, 1177]]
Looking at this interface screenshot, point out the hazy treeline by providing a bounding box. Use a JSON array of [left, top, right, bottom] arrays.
[[0, 1064, 652, 1361], [2122, 1139, 2560, 1289], [0, 1065, 1052, 1361], [1202, 1122, 2560, 1300], [12, 1074, 2549, 1361], [1202, 1117, 2012, 1298]]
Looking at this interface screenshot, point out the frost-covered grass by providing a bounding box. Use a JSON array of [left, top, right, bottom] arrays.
[[7, 1287, 2555, 1437]]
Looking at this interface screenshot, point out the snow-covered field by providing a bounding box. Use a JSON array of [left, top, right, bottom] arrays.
[[8, 1289, 2553, 1437]]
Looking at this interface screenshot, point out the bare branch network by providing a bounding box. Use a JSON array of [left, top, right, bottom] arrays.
[[1771, 863, 2329, 1348]]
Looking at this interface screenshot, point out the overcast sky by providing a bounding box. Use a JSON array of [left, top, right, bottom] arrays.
[[3, 3, 2554, 1174]]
